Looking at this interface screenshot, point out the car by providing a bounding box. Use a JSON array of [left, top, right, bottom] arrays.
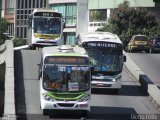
[[127, 35, 150, 53], [149, 37, 160, 53]]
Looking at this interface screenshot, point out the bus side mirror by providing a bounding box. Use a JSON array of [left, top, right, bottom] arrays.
[[38, 70, 42, 80], [91, 67, 94, 73], [123, 55, 126, 62], [63, 21, 65, 28], [37, 64, 42, 80]]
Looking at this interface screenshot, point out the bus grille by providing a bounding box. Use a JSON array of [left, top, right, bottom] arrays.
[[37, 41, 56, 44], [57, 103, 74, 107]]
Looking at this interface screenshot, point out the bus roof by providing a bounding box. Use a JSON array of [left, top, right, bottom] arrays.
[[78, 32, 122, 44], [42, 45, 89, 58]]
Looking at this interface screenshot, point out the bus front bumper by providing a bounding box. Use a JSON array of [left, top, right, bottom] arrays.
[[91, 79, 121, 89], [32, 41, 58, 47], [41, 100, 90, 111]]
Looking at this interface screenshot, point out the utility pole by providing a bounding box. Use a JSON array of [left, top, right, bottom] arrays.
[[0, 0, 2, 43]]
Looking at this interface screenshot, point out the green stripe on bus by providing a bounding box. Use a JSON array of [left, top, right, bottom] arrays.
[[46, 92, 86, 100]]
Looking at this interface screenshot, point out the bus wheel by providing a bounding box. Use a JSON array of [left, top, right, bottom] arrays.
[[113, 89, 119, 94], [49, 110, 56, 118], [81, 110, 89, 117], [145, 50, 149, 53], [43, 109, 49, 116], [30, 45, 36, 50]]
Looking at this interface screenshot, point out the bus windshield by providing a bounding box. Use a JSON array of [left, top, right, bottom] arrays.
[[33, 17, 61, 34], [87, 49, 123, 72], [43, 65, 90, 92]]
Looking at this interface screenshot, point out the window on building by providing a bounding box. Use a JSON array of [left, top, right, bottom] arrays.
[[65, 4, 76, 25], [33, 0, 35, 8], [29, 0, 31, 8], [6, 0, 14, 14], [17, 0, 20, 9], [24, 27, 27, 38], [20, 27, 23, 38], [17, 27, 20, 38], [40, 0, 43, 7], [44, 0, 47, 8], [51, 3, 77, 25], [37, 0, 39, 8], [66, 32, 76, 46], [25, 0, 28, 8]]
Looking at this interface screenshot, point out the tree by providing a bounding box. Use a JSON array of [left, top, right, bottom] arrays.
[[13, 38, 27, 47], [0, 18, 9, 44], [98, 1, 160, 49], [90, 10, 106, 22]]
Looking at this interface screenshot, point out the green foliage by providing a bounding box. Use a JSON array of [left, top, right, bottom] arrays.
[[98, 2, 160, 50], [0, 18, 9, 44], [90, 10, 106, 21], [13, 38, 27, 47]]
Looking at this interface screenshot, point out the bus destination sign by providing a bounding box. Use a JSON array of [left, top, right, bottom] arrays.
[[82, 42, 118, 48], [45, 56, 89, 65], [34, 12, 61, 17]]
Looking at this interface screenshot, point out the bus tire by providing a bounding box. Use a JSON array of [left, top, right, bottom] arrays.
[[49, 110, 56, 118], [81, 110, 89, 117], [113, 89, 119, 94], [145, 50, 149, 53], [30, 45, 36, 50], [43, 109, 49, 116]]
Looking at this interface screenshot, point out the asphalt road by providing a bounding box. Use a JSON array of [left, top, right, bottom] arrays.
[[127, 53, 160, 87], [14, 50, 160, 120]]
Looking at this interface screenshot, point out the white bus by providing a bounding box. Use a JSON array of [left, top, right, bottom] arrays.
[[38, 45, 91, 117], [27, 8, 64, 49], [78, 32, 126, 93]]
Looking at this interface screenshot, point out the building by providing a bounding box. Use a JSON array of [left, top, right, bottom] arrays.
[[49, 0, 77, 45], [15, 0, 48, 39], [1, 0, 48, 39], [1, 0, 160, 43], [49, 0, 159, 45], [1, 0, 15, 38], [88, 0, 160, 25]]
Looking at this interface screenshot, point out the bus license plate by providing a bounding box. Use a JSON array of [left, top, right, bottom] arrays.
[[97, 83, 104, 86]]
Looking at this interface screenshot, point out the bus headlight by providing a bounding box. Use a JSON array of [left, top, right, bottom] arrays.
[[78, 95, 90, 102], [115, 75, 122, 81], [42, 94, 55, 102]]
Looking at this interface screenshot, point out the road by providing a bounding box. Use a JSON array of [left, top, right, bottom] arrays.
[[127, 53, 160, 87], [14, 50, 160, 120]]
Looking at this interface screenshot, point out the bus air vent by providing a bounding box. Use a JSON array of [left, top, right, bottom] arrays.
[[58, 45, 74, 53]]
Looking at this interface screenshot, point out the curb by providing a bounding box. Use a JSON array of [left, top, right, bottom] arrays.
[[3, 40, 16, 120], [124, 51, 160, 110], [0, 43, 6, 54]]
